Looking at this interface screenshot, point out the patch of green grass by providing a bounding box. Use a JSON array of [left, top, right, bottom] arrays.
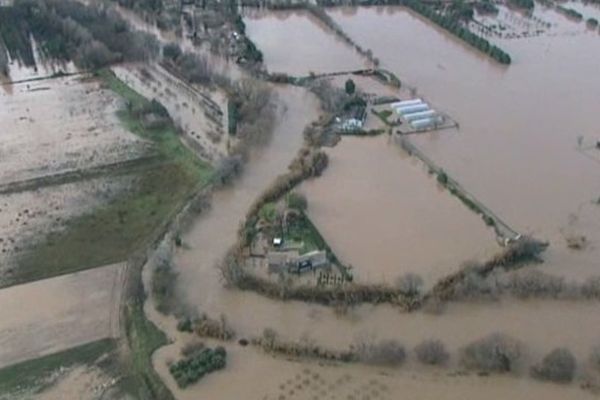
[[14, 164, 195, 285], [0, 339, 115, 396], [10, 70, 213, 286], [285, 213, 329, 254], [97, 69, 212, 183], [120, 294, 175, 400]]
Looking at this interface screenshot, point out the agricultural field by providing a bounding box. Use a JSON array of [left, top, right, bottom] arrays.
[[1, 0, 600, 399]]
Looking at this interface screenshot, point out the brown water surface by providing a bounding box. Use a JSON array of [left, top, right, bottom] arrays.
[[325, 6, 600, 281]]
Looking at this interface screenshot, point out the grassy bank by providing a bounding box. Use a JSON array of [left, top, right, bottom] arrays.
[[0, 339, 116, 397], [121, 295, 175, 400], [11, 70, 212, 286]]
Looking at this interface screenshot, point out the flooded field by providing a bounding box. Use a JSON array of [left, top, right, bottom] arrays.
[[140, 4, 600, 399], [152, 337, 600, 400], [0, 263, 123, 369], [0, 174, 134, 278], [243, 9, 367, 76], [323, 5, 600, 281], [301, 135, 498, 286], [174, 84, 319, 306], [1, 0, 597, 398], [0, 74, 151, 184]]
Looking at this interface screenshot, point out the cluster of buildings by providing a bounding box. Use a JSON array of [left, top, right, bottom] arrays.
[[267, 238, 329, 274], [390, 98, 442, 131]]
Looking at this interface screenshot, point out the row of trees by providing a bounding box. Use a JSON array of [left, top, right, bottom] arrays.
[[0, 0, 160, 70], [257, 327, 594, 385], [508, 0, 535, 10], [403, 0, 511, 64]]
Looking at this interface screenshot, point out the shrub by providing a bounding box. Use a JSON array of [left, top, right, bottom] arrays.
[[169, 346, 227, 388], [531, 348, 576, 383], [355, 339, 406, 366], [437, 171, 448, 185], [163, 42, 182, 61], [396, 273, 424, 297], [286, 192, 308, 212], [590, 346, 600, 370], [194, 314, 235, 341], [415, 339, 450, 365], [258, 203, 278, 224], [0, 41, 8, 76], [214, 155, 243, 186], [345, 78, 356, 95], [177, 317, 193, 333], [461, 333, 522, 372]]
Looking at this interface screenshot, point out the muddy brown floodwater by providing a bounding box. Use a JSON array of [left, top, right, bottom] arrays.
[[243, 8, 368, 76], [300, 135, 498, 286], [102, 5, 600, 399], [326, 6, 600, 282]]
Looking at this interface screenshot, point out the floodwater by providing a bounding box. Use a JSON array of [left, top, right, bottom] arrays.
[[152, 331, 600, 400], [243, 8, 368, 76], [301, 135, 498, 286], [0, 263, 124, 369], [174, 84, 319, 309], [108, 5, 600, 398], [0, 75, 150, 184], [324, 6, 600, 281], [0, 174, 135, 274]]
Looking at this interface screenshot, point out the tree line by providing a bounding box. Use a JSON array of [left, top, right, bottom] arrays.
[[401, 0, 512, 64], [0, 0, 160, 70]]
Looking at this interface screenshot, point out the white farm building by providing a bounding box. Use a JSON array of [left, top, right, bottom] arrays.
[[391, 98, 443, 131]]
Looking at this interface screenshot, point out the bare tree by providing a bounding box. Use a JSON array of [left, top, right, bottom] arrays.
[[396, 273, 424, 297], [415, 339, 450, 365], [214, 154, 243, 186], [354, 339, 406, 366], [0, 41, 8, 76], [531, 348, 577, 383], [308, 79, 348, 114], [461, 333, 522, 372]]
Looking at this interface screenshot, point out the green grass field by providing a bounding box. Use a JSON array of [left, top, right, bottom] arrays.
[[0, 339, 116, 397], [10, 70, 213, 287]]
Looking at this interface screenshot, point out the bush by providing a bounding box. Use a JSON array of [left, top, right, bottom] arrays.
[[163, 42, 182, 61], [396, 273, 424, 297], [169, 346, 227, 388], [590, 346, 600, 370], [415, 339, 449, 365], [355, 339, 406, 366], [286, 192, 308, 212], [0, 41, 7, 76], [214, 155, 243, 186], [531, 348, 576, 383], [258, 203, 278, 224], [461, 333, 522, 372], [176, 317, 193, 333], [345, 78, 356, 95]]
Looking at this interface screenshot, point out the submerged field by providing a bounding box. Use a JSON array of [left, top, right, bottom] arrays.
[[301, 135, 499, 286], [324, 5, 600, 282], [0, 263, 124, 369], [0, 0, 599, 399]]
